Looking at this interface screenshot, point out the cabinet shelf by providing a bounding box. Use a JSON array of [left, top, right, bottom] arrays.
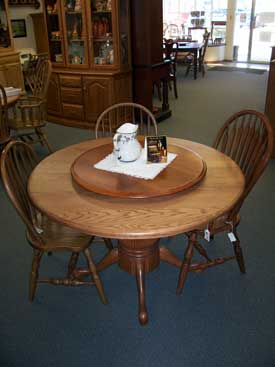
[[65, 10, 82, 15], [92, 10, 112, 14], [93, 37, 113, 42], [69, 39, 84, 42]]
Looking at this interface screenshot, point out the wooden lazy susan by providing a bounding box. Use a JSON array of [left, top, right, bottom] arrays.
[[71, 143, 207, 198]]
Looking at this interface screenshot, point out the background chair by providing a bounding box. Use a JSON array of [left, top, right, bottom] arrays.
[[163, 22, 168, 38], [23, 53, 49, 93], [185, 31, 210, 78], [167, 24, 180, 40], [1, 140, 108, 304], [8, 59, 53, 153], [0, 84, 10, 148], [95, 102, 158, 138], [177, 110, 274, 294], [163, 39, 178, 99]]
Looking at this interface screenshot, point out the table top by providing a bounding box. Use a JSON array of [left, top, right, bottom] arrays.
[[71, 143, 206, 199], [173, 42, 203, 50], [28, 137, 245, 240]]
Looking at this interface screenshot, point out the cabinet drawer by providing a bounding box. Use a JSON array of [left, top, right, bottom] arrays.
[[60, 75, 82, 88], [62, 103, 84, 120], [61, 87, 82, 104]]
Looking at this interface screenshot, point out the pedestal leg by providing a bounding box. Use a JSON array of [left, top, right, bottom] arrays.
[[96, 248, 119, 272], [160, 245, 182, 267], [136, 262, 148, 325], [118, 238, 160, 325]]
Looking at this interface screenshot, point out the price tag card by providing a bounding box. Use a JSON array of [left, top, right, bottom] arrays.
[[146, 135, 167, 164]]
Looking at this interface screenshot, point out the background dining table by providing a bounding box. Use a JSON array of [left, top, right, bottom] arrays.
[[28, 137, 245, 325], [174, 41, 203, 79]]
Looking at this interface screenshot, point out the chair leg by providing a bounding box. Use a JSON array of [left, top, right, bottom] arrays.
[[185, 64, 191, 77], [103, 238, 113, 251], [29, 249, 43, 302], [176, 232, 196, 295], [67, 252, 79, 278], [173, 77, 178, 99], [202, 63, 206, 77], [232, 229, 246, 274], [84, 248, 107, 304], [35, 127, 53, 153], [157, 83, 162, 101]]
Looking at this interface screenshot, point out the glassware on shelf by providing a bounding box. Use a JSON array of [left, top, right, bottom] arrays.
[[106, 0, 112, 11], [55, 54, 63, 62], [71, 55, 82, 64], [71, 21, 79, 39], [93, 36, 113, 65], [102, 38, 113, 64], [66, 0, 75, 11], [52, 2, 58, 13], [74, 0, 81, 11], [92, 17, 110, 38], [93, 0, 109, 12]]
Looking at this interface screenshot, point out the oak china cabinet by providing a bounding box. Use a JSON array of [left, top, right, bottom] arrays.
[[0, 0, 24, 89], [44, 0, 132, 128]]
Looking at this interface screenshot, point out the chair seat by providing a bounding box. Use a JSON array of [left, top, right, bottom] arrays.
[[8, 119, 46, 130], [27, 216, 92, 252]]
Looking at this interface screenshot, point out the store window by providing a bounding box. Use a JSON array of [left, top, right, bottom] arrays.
[[163, 0, 227, 42]]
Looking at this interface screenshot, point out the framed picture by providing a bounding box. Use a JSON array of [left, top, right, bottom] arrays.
[[11, 19, 27, 38]]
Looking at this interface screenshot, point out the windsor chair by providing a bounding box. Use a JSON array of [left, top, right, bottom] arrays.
[[177, 110, 274, 294], [8, 59, 53, 153], [0, 84, 10, 147], [185, 31, 210, 77], [95, 102, 158, 138], [1, 140, 108, 304]]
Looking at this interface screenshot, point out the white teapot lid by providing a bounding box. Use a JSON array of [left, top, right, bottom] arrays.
[[117, 123, 138, 134]]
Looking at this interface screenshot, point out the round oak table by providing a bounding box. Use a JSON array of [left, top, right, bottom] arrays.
[[28, 137, 245, 324]]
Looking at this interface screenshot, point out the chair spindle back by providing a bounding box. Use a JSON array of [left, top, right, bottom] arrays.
[[0, 84, 9, 145], [213, 109, 274, 203], [32, 59, 52, 99], [95, 102, 158, 139], [1, 141, 43, 247]]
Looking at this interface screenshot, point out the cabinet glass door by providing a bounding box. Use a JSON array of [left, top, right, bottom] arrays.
[[0, 0, 12, 49], [91, 0, 114, 65], [45, 0, 65, 64], [63, 0, 88, 66]]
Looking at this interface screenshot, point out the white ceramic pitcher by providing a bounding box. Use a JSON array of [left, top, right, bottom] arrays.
[[113, 123, 141, 162]]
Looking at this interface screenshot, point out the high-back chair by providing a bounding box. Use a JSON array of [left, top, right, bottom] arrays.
[[167, 24, 180, 40], [177, 110, 274, 294], [95, 102, 158, 138], [163, 39, 178, 99], [8, 59, 53, 153], [1, 140, 108, 304], [0, 84, 10, 147], [163, 22, 168, 38], [23, 53, 48, 93], [185, 31, 210, 77]]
